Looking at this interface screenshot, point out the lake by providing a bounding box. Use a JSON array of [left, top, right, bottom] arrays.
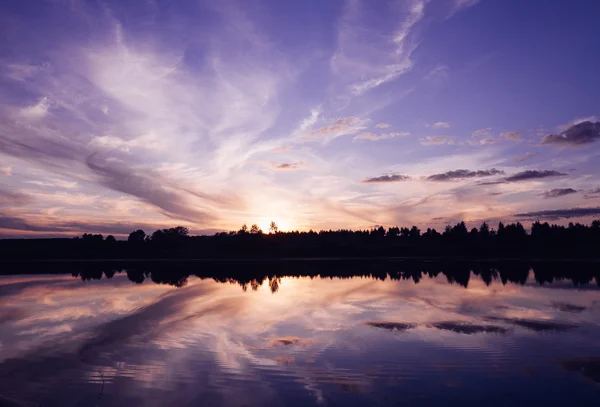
[[0, 261, 599, 406]]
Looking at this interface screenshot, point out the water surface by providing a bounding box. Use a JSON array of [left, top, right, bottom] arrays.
[[1, 262, 599, 406]]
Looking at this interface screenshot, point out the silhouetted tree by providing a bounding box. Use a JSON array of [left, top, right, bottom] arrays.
[[128, 230, 146, 243], [479, 222, 490, 237]]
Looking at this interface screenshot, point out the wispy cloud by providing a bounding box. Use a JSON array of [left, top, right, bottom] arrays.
[[85, 155, 220, 224], [431, 122, 450, 129], [540, 188, 578, 199], [361, 174, 410, 184], [89, 133, 167, 152], [468, 130, 521, 146], [420, 135, 454, 145], [447, 0, 480, 18], [514, 207, 600, 220], [0, 167, 12, 176], [0, 212, 161, 236], [375, 123, 390, 129], [354, 131, 409, 141], [583, 188, 600, 199], [19, 97, 51, 120], [307, 117, 368, 140], [0, 189, 32, 207], [472, 128, 492, 137], [332, 0, 425, 96], [272, 146, 292, 154], [500, 131, 521, 141], [516, 152, 534, 162], [25, 179, 78, 190]]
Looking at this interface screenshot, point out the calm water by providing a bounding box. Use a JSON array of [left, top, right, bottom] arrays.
[[1, 262, 599, 406]]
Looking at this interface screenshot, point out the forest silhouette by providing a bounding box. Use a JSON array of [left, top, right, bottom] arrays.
[[1, 220, 600, 260]]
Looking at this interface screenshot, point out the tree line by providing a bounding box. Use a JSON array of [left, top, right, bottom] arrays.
[[1, 220, 600, 260]]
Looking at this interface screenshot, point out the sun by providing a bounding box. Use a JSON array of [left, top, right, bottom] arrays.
[[258, 218, 291, 233]]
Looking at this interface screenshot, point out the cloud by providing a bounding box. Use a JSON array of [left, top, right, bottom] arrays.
[[365, 322, 416, 332], [478, 170, 568, 186], [467, 130, 521, 146], [0, 119, 225, 224], [467, 137, 496, 146], [541, 121, 600, 147], [332, 0, 425, 95], [426, 168, 504, 182], [354, 131, 409, 141], [85, 155, 218, 223], [583, 188, 600, 199], [308, 117, 367, 140], [375, 123, 390, 129], [0, 213, 158, 235], [354, 132, 378, 141], [0, 189, 32, 207], [18, 97, 51, 120], [504, 170, 567, 182], [271, 162, 306, 171], [447, 0, 480, 18], [25, 179, 78, 189], [514, 207, 600, 220], [271, 146, 292, 153], [420, 135, 453, 145], [431, 122, 450, 129], [472, 128, 492, 137], [425, 64, 450, 82], [361, 174, 410, 184], [500, 131, 521, 141], [540, 188, 578, 199], [4, 63, 47, 82], [0, 167, 12, 176], [516, 152, 534, 162], [88, 133, 167, 152]]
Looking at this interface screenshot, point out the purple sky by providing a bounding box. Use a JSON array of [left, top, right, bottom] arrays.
[[1, 0, 600, 237]]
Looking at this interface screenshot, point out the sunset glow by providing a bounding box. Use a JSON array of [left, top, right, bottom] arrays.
[[1, 1, 599, 237]]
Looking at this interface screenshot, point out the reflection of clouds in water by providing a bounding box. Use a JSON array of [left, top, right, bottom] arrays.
[[0, 273, 599, 406], [485, 316, 577, 332]]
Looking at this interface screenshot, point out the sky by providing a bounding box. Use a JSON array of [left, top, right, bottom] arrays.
[[1, 0, 600, 237]]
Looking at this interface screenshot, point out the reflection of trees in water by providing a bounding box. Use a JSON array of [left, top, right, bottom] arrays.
[[61, 260, 600, 291]]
